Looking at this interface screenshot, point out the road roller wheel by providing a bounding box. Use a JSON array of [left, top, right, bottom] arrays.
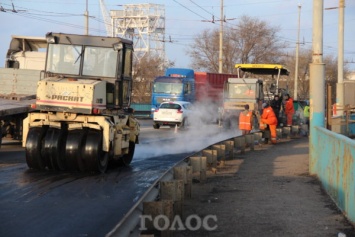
[[118, 141, 135, 166], [65, 129, 86, 171], [83, 129, 108, 173], [43, 128, 67, 171], [25, 127, 48, 170]]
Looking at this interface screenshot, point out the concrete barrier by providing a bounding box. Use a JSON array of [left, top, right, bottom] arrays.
[[310, 127, 355, 225], [107, 130, 295, 236], [201, 149, 217, 167], [234, 136, 246, 154], [189, 156, 207, 182], [174, 166, 192, 199]]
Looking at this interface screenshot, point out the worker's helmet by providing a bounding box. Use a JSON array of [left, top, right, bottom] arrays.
[[262, 102, 269, 108]]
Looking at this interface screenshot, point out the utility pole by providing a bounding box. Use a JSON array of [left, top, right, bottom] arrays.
[[84, 0, 89, 35], [294, 4, 301, 100], [218, 0, 223, 73], [336, 0, 345, 114], [309, 0, 325, 174]]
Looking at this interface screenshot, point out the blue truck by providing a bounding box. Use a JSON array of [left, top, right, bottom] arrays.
[[150, 68, 195, 115], [150, 68, 239, 123]]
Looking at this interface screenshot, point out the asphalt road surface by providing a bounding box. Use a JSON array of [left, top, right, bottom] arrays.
[[0, 119, 238, 237]]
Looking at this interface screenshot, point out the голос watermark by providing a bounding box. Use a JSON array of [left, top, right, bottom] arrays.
[[140, 214, 218, 231]]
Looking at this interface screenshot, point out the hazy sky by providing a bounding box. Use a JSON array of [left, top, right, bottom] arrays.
[[0, 0, 354, 70]]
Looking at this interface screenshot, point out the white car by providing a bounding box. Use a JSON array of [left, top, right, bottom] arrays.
[[153, 101, 192, 129]]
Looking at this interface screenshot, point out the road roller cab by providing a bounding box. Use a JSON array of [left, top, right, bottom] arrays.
[[22, 32, 140, 173]]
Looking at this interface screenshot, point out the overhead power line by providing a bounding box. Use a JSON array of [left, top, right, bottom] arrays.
[[173, 0, 210, 21], [189, 0, 215, 17]]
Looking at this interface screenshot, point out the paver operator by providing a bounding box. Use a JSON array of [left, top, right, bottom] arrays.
[[261, 102, 278, 144], [284, 94, 295, 126]]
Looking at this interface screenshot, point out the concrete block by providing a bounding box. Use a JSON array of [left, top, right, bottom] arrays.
[[234, 136, 246, 153], [173, 166, 192, 199], [202, 149, 217, 167], [223, 140, 234, 160], [212, 144, 226, 161], [142, 200, 174, 235], [282, 126, 291, 138], [245, 134, 254, 150], [160, 180, 184, 217]]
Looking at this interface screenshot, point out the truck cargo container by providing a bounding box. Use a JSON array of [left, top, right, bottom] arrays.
[[151, 68, 238, 126], [0, 35, 47, 146]]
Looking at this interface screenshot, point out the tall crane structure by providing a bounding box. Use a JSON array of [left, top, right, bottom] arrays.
[[99, 0, 112, 36], [109, 3, 166, 61]]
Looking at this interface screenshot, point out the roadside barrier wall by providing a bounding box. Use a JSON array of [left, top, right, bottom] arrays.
[[310, 126, 355, 225], [107, 126, 298, 236]]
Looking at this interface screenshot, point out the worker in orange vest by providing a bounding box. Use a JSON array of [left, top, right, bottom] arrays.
[[284, 94, 295, 126], [239, 104, 253, 135], [261, 102, 278, 144]]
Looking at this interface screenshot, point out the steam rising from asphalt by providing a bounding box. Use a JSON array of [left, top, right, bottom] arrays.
[[134, 103, 242, 160]]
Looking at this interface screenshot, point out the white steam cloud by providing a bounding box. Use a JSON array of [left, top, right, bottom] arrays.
[[134, 103, 242, 160]]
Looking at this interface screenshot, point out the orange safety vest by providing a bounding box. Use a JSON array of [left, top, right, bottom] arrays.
[[239, 111, 253, 130]]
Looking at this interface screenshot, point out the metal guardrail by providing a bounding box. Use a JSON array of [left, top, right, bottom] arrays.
[[106, 159, 189, 237], [106, 126, 299, 236]]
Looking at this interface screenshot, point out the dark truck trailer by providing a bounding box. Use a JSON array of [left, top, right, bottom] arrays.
[[194, 72, 238, 123], [0, 35, 47, 146], [0, 98, 35, 146]]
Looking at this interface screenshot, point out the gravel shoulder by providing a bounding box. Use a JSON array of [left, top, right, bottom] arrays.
[[176, 137, 355, 237]]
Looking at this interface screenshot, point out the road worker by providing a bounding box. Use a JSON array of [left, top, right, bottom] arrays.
[[284, 94, 295, 126], [261, 102, 278, 144], [270, 94, 282, 126], [303, 100, 310, 133], [239, 104, 253, 135]]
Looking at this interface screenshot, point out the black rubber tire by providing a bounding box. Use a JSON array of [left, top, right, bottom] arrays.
[[153, 123, 160, 129], [83, 129, 108, 173], [65, 129, 86, 171], [179, 118, 188, 129], [118, 141, 135, 166], [25, 126, 48, 170], [43, 128, 67, 171]]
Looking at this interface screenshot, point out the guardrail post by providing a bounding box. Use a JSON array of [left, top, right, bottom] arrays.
[[253, 132, 263, 146], [212, 144, 226, 166], [142, 200, 174, 237], [189, 156, 207, 183], [301, 124, 309, 136], [173, 166, 192, 199], [245, 134, 254, 151], [160, 180, 184, 217], [223, 140, 235, 160], [282, 126, 291, 139], [262, 130, 271, 144], [202, 149, 217, 168], [276, 128, 282, 140], [234, 136, 246, 154], [185, 166, 192, 198], [291, 125, 300, 137]]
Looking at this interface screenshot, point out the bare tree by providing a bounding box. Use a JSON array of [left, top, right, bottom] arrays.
[[284, 48, 351, 102], [188, 15, 287, 73], [132, 55, 174, 103], [284, 49, 312, 100], [324, 54, 339, 104]]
